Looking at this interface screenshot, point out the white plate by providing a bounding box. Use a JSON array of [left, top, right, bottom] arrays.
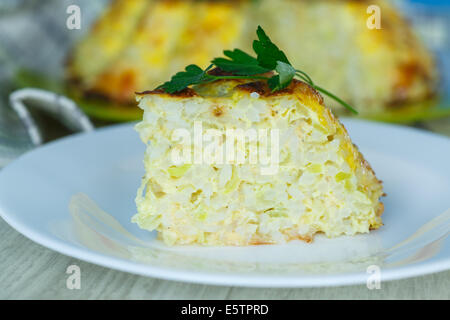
[[0, 119, 449, 288]]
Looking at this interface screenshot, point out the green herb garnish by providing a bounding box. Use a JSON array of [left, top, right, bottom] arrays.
[[158, 26, 357, 114], [212, 49, 270, 75]]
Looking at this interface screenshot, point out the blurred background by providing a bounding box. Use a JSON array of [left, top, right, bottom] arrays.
[[0, 0, 449, 168]]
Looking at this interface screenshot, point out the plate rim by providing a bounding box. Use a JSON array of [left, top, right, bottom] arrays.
[[1, 119, 450, 288]]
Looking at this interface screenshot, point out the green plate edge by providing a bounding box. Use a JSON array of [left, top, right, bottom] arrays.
[[13, 69, 142, 122]]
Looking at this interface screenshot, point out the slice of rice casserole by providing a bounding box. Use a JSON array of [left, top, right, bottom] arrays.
[[133, 77, 384, 246]]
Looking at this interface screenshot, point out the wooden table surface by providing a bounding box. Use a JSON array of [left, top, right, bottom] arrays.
[[1, 216, 449, 300]]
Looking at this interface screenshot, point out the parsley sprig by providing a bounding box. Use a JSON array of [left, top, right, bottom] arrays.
[[158, 26, 357, 114]]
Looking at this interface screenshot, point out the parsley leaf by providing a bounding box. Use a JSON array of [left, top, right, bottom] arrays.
[[253, 26, 290, 70], [156, 26, 358, 114], [253, 26, 295, 91], [267, 75, 281, 91], [212, 49, 270, 75], [158, 64, 213, 93], [275, 61, 296, 90]]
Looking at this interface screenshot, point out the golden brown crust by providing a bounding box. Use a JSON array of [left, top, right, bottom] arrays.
[[292, 79, 325, 105], [136, 87, 198, 97], [135, 78, 325, 108], [376, 202, 384, 217], [250, 234, 313, 245], [234, 79, 323, 104], [234, 81, 269, 95]]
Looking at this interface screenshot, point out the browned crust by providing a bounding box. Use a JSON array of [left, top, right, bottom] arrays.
[[376, 202, 384, 217], [136, 87, 198, 97], [235, 81, 273, 95], [248, 240, 276, 246], [249, 233, 313, 246], [136, 77, 326, 107], [236, 79, 324, 106], [293, 79, 325, 105], [287, 234, 313, 243]]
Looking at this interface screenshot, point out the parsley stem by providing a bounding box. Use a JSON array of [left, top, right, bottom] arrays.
[[295, 70, 314, 85], [313, 85, 358, 115], [295, 73, 311, 84], [160, 26, 357, 116], [294, 71, 357, 114]]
